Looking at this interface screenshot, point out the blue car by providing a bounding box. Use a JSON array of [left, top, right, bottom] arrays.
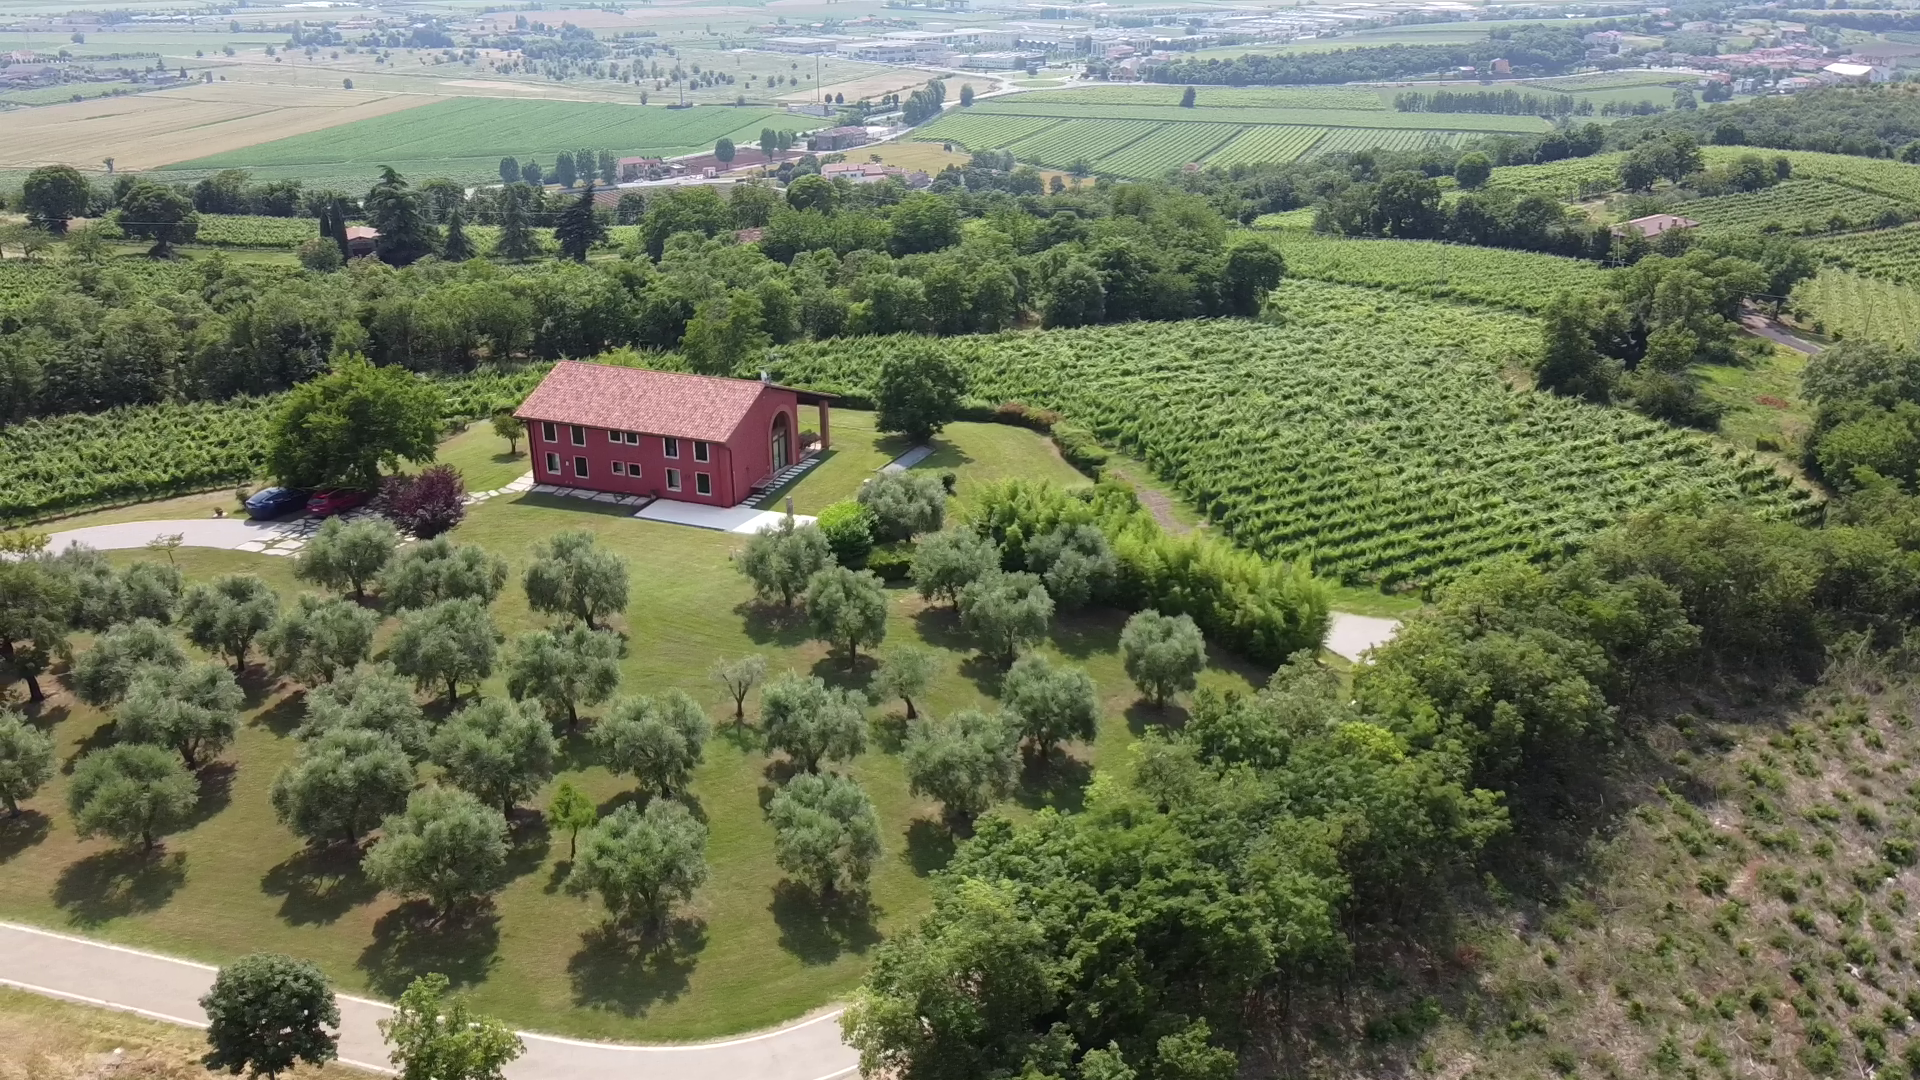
[[244, 486, 307, 520]]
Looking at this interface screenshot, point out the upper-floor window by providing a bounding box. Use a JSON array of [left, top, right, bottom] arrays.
[[624, 432, 639, 445], [570, 424, 587, 447], [663, 437, 681, 459], [693, 440, 711, 463], [541, 421, 557, 443]]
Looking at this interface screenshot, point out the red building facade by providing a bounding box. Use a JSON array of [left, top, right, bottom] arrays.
[[514, 362, 832, 507]]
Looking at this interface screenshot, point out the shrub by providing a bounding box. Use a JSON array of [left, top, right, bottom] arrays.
[[866, 542, 914, 582], [1050, 424, 1108, 479], [377, 464, 467, 539], [817, 500, 875, 569]]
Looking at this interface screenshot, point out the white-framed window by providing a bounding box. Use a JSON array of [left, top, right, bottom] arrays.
[[695, 472, 712, 496], [663, 437, 680, 459], [693, 440, 710, 463], [541, 421, 557, 443], [628, 462, 642, 477], [545, 452, 560, 474], [570, 424, 587, 447], [574, 456, 589, 478], [624, 432, 639, 445], [665, 468, 681, 492], [611, 462, 625, 475], [608, 429, 622, 445]]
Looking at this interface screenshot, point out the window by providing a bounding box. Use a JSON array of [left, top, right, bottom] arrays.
[[574, 456, 589, 478], [693, 440, 710, 463], [624, 432, 639, 445], [665, 468, 681, 492], [695, 472, 712, 496], [608, 429, 622, 445], [570, 424, 587, 447], [628, 462, 642, 478], [611, 462, 625, 475], [541, 421, 557, 443], [663, 436, 680, 459], [545, 452, 560, 474]]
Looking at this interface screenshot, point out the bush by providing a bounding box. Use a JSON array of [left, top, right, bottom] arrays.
[[817, 500, 875, 569], [377, 464, 466, 539], [867, 542, 914, 582], [1050, 424, 1108, 479], [297, 238, 342, 272], [993, 401, 1060, 432]]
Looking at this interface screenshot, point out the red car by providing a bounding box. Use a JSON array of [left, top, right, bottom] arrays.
[[305, 489, 369, 517]]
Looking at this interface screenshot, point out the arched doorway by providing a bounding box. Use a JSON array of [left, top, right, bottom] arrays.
[[771, 411, 791, 472]]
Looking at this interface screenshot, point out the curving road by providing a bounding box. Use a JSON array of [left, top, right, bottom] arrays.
[[0, 921, 859, 1080]]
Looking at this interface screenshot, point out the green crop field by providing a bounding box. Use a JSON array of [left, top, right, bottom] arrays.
[[95, 213, 319, 249], [163, 97, 826, 185], [1805, 223, 1920, 285], [0, 79, 150, 106], [1519, 70, 1693, 92], [769, 280, 1804, 588], [1683, 179, 1911, 237], [1480, 154, 1627, 198], [1701, 146, 1920, 206], [944, 99, 1551, 133], [1792, 267, 1920, 347], [1202, 125, 1329, 168], [1271, 233, 1612, 314], [1010, 85, 1386, 109]]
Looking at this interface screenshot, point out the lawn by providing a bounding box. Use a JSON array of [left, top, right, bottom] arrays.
[[0, 984, 344, 1080], [1697, 344, 1811, 459], [0, 416, 1264, 1042]]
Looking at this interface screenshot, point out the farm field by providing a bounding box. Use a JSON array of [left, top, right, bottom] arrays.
[[163, 97, 827, 186], [0, 79, 152, 106], [943, 99, 1551, 133], [1009, 85, 1387, 109], [1270, 233, 1611, 314], [1804, 222, 1920, 284], [0, 410, 1268, 1041], [0, 81, 434, 171], [1791, 267, 1920, 347], [1683, 179, 1910, 236], [768, 280, 1804, 588], [94, 213, 321, 248], [1519, 70, 1694, 92]]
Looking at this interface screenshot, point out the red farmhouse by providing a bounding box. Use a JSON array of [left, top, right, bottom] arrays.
[[514, 362, 832, 507]]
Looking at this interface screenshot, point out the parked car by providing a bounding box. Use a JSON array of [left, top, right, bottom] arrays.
[[305, 489, 369, 517], [243, 487, 307, 520]]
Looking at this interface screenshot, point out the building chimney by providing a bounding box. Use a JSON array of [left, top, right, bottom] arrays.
[[760, 370, 772, 384]]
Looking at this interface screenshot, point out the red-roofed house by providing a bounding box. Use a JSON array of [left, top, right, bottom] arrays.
[[513, 362, 833, 506]]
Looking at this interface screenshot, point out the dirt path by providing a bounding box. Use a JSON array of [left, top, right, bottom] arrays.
[[1104, 465, 1193, 535]]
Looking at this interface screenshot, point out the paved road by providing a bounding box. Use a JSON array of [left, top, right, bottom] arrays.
[[0, 922, 859, 1080], [1739, 311, 1825, 355]]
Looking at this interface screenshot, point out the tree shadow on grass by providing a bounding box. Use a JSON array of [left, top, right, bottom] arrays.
[[910, 606, 971, 653], [770, 880, 881, 966], [957, 654, 1008, 697], [252, 689, 308, 737], [505, 814, 552, 881], [557, 730, 600, 774], [53, 848, 188, 927], [63, 720, 117, 774], [0, 811, 52, 864], [18, 701, 69, 731], [903, 818, 955, 876], [1049, 609, 1124, 663], [357, 900, 502, 997], [716, 719, 762, 755], [238, 665, 281, 709], [736, 602, 812, 648], [808, 653, 878, 692], [187, 761, 235, 827], [566, 917, 705, 1017], [869, 710, 909, 754], [260, 844, 380, 926], [1125, 699, 1189, 736], [1015, 751, 1093, 814]]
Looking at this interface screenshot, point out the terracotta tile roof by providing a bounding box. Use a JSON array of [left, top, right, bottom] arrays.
[[513, 361, 772, 443]]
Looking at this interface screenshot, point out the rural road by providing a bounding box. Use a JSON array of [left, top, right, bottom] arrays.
[[0, 921, 859, 1080], [1739, 311, 1825, 354]]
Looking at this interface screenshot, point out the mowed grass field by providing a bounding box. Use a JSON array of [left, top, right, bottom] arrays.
[[161, 97, 829, 186], [917, 93, 1547, 177], [0, 410, 1266, 1041]]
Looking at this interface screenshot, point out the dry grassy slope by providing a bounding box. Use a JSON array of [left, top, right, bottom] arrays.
[[0, 986, 348, 1080], [1403, 666, 1920, 1080]]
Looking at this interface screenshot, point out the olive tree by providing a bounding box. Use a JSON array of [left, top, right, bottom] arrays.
[[0, 710, 55, 816], [761, 673, 868, 774], [523, 530, 629, 628], [295, 517, 397, 601], [298, 663, 431, 759], [388, 599, 499, 705], [428, 698, 558, 816], [1120, 610, 1206, 707], [270, 727, 416, 847], [567, 800, 708, 932], [364, 787, 511, 922], [901, 709, 1019, 829], [911, 529, 999, 606], [67, 743, 198, 851], [181, 575, 281, 673], [958, 571, 1053, 665], [378, 538, 508, 611], [806, 566, 889, 667], [767, 771, 881, 898], [709, 654, 768, 726], [116, 661, 244, 769], [71, 618, 186, 707], [263, 594, 378, 686], [1000, 654, 1098, 756], [736, 518, 832, 607], [200, 953, 340, 1080], [871, 646, 939, 720], [591, 690, 711, 797], [857, 471, 946, 542], [505, 625, 622, 732], [381, 974, 523, 1080]]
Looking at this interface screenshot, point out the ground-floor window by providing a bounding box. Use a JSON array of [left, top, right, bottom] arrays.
[[612, 462, 625, 475], [574, 456, 589, 478], [666, 468, 681, 491], [695, 472, 712, 496], [628, 462, 642, 477], [545, 452, 559, 474]]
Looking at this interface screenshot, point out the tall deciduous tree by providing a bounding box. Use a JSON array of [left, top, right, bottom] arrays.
[[875, 351, 966, 443], [0, 710, 55, 816], [806, 566, 889, 667], [567, 800, 708, 931], [591, 690, 711, 797], [268, 356, 443, 492], [1000, 654, 1097, 756], [523, 530, 629, 629], [21, 165, 90, 234], [761, 673, 867, 774], [200, 953, 340, 1080], [958, 571, 1053, 665], [70, 617, 185, 706], [768, 771, 881, 897], [67, 743, 198, 850], [901, 709, 1018, 829], [506, 625, 622, 731], [263, 594, 378, 686], [737, 518, 832, 607], [554, 184, 608, 263], [181, 574, 281, 673], [117, 661, 245, 769], [117, 182, 198, 255], [364, 787, 511, 921], [1119, 610, 1206, 707], [271, 727, 415, 847], [429, 698, 557, 815], [388, 598, 499, 705], [544, 780, 596, 859], [295, 517, 396, 603], [381, 974, 524, 1080]]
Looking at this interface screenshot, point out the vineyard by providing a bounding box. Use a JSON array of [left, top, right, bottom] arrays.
[[0, 367, 549, 524], [1790, 268, 1920, 348], [764, 281, 1804, 587], [100, 213, 319, 248], [1272, 234, 1610, 313], [1010, 85, 1387, 109], [1203, 126, 1329, 169], [945, 99, 1552, 133], [1684, 179, 1910, 236], [1805, 223, 1920, 285], [1701, 147, 1920, 207]]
